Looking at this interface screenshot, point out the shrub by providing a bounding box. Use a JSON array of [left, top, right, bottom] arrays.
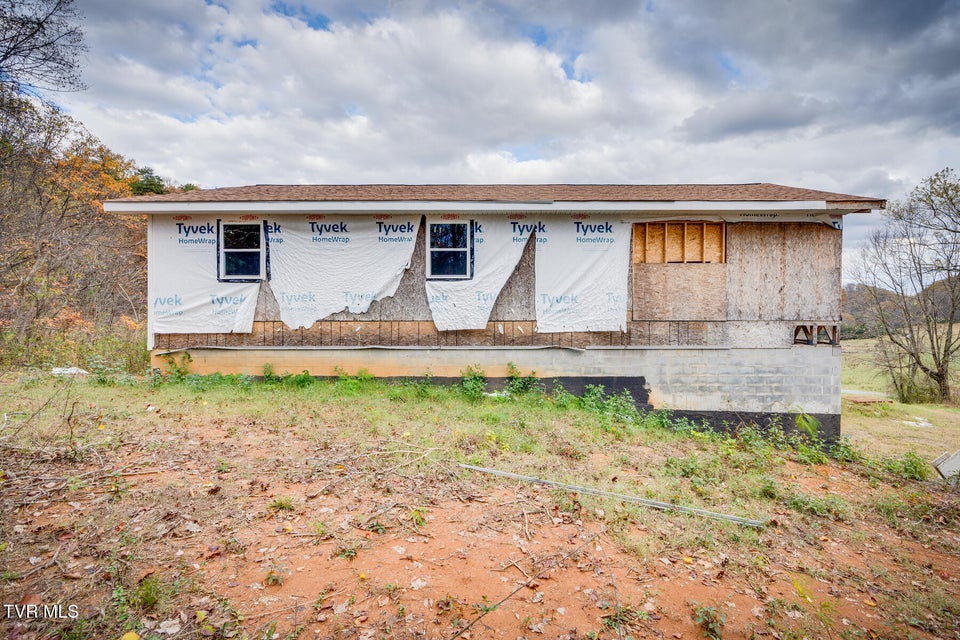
[[882, 451, 930, 481], [461, 365, 487, 402]]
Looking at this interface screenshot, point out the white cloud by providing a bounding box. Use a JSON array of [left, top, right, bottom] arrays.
[[60, 0, 958, 219]]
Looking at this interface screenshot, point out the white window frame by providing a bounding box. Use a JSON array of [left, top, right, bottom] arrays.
[[426, 220, 474, 280], [218, 220, 267, 282]]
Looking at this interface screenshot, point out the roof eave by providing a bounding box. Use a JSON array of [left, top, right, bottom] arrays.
[[103, 199, 862, 215]]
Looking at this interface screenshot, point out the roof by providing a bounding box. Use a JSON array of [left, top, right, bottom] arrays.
[[109, 183, 884, 207]]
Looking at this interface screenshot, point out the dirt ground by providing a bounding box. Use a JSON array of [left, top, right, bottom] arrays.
[[1, 383, 959, 640]]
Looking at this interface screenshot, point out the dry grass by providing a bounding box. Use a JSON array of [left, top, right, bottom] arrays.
[[0, 371, 958, 640]]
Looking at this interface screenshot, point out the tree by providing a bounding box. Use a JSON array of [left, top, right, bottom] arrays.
[[0, 0, 85, 97], [857, 169, 960, 403], [0, 85, 145, 365], [130, 166, 167, 195]]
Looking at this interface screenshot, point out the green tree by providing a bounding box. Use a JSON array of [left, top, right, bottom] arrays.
[[130, 166, 167, 195]]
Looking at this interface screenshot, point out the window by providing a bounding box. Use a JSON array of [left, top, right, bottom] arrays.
[[427, 221, 474, 279], [219, 221, 266, 281], [633, 222, 725, 264]]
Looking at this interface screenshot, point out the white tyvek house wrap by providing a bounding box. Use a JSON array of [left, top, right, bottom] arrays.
[[425, 216, 533, 330], [149, 216, 259, 334], [268, 215, 420, 329], [534, 215, 631, 332]]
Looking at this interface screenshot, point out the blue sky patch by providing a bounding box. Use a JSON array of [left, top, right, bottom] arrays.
[[716, 53, 743, 81], [270, 1, 331, 31], [503, 143, 544, 162]]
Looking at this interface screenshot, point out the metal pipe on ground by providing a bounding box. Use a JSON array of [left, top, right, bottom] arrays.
[[459, 463, 767, 528]]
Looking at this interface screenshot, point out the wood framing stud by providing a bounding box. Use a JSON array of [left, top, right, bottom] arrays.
[[793, 324, 839, 345]]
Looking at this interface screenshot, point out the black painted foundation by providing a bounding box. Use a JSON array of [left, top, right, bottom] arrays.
[[666, 410, 841, 444], [320, 373, 841, 442]]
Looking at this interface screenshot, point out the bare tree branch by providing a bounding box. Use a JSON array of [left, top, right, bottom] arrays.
[[857, 169, 960, 402], [0, 0, 85, 97]]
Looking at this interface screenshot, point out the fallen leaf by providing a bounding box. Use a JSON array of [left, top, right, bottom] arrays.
[[410, 577, 428, 590], [157, 619, 181, 635], [864, 598, 877, 607]]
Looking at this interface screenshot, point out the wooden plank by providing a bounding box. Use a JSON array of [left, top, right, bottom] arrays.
[[666, 223, 684, 263], [632, 224, 646, 264], [685, 223, 703, 262], [704, 223, 724, 264], [646, 223, 665, 263]]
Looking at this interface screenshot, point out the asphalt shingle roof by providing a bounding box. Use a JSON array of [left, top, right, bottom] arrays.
[[109, 183, 884, 207]]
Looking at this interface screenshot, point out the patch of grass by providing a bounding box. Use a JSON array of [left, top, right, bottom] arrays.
[[335, 539, 360, 560], [786, 491, 850, 521], [504, 362, 541, 396], [129, 575, 177, 613], [268, 496, 296, 512], [871, 490, 936, 527], [409, 507, 427, 529], [601, 603, 650, 631]]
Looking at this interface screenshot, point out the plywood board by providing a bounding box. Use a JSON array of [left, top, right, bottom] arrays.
[[726, 222, 841, 321], [646, 224, 665, 263], [665, 224, 684, 262], [704, 223, 724, 263], [684, 223, 703, 263], [632, 263, 727, 321]]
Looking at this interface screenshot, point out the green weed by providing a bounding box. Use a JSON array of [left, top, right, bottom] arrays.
[[268, 496, 295, 512], [787, 492, 849, 520], [461, 365, 487, 402], [691, 601, 726, 639], [881, 451, 930, 481]]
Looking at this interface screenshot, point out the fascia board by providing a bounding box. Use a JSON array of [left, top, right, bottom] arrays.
[[106, 199, 830, 215]]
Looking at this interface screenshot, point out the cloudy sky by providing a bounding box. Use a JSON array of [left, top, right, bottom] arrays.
[[60, 0, 960, 271]]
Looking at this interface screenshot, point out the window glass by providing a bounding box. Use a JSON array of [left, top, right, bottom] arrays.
[[427, 221, 472, 279], [223, 224, 261, 250], [219, 221, 265, 281], [430, 251, 468, 276], [430, 223, 469, 248], [225, 251, 262, 277]]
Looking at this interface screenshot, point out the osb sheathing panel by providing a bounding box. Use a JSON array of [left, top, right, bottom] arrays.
[[489, 235, 536, 321], [632, 264, 727, 321], [254, 280, 281, 321], [726, 222, 841, 321]]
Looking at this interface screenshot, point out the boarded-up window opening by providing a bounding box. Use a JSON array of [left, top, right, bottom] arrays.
[[633, 222, 725, 264]]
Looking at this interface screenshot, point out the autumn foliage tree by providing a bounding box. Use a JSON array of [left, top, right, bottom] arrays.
[[0, 86, 147, 368]]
